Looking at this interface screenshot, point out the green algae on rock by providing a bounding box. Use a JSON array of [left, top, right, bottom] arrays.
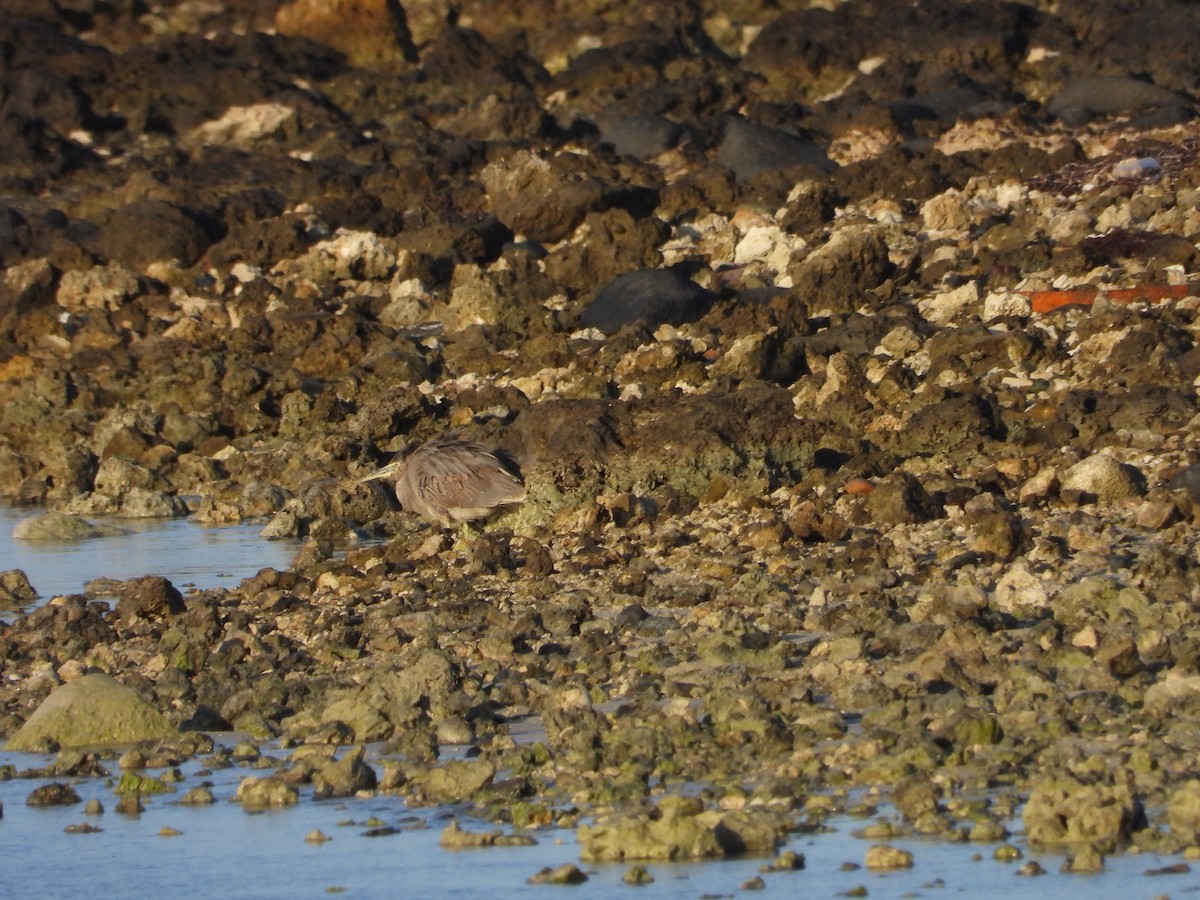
[[577, 796, 789, 862], [1167, 781, 1200, 846], [6, 674, 178, 751], [1024, 775, 1146, 851], [115, 772, 172, 795], [12, 512, 129, 542]]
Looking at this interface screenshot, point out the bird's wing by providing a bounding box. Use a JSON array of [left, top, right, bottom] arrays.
[[414, 443, 526, 512]]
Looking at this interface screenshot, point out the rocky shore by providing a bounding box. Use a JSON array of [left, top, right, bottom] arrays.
[[4, 0, 1200, 876]]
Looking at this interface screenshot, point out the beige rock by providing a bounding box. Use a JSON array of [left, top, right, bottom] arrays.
[[1061, 453, 1144, 503], [184, 103, 299, 151], [234, 776, 298, 809], [918, 281, 980, 325], [865, 844, 914, 869], [56, 265, 140, 314]]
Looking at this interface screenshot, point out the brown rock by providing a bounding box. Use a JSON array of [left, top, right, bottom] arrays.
[[114, 575, 185, 621], [275, 0, 416, 65]]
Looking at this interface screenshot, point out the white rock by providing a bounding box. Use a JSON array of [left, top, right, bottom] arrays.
[[877, 325, 922, 359], [733, 224, 800, 272], [56, 264, 140, 313], [313, 229, 397, 280], [982, 290, 1032, 320], [230, 262, 262, 283], [918, 281, 979, 325], [186, 103, 299, 150], [1111, 156, 1161, 179]]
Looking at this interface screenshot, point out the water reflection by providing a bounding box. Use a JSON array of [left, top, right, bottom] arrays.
[[0, 506, 307, 609]]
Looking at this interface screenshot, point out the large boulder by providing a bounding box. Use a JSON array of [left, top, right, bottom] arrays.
[[312, 745, 378, 799], [6, 674, 178, 751], [12, 512, 128, 541]]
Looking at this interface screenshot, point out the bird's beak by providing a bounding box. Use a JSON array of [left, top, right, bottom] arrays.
[[358, 459, 404, 483]]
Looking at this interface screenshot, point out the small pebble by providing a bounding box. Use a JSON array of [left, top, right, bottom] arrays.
[[64, 822, 103, 834], [115, 794, 144, 816], [844, 478, 875, 495], [623, 865, 654, 885], [1111, 156, 1161, 179], [527, 864, 588, 885]]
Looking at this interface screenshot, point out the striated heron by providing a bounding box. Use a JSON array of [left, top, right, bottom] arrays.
[[358, 428, 526, 528]]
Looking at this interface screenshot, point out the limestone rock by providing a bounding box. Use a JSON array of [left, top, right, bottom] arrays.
[[527, 864, 588, 885], [7, 674, 178, 751], [1167, 781, 1200, 844], [1061, 454, 1145, 503], [579, 269, 715, 335], [114, 575, 185, 621], [275, 0, 416, 66], [234, 776, 299, 809], [27, 783, 81, 807], [1023, 776, 1145, 850], [577, 796, 724, 862], [413, 759, 496, 803], [865, 844, 914, 869], [0, 568, 38, 604], [13, 512, 128, 542], [312, 745, 378, 799]]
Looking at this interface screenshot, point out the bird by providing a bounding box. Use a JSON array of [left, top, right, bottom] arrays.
[[358, 428, 527, 528]]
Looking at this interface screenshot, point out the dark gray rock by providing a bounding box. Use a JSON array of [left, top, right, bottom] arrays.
[[1048, 76, 1190, 123], [600, 115, 685, 160], [580, 268, 715, 334], [717, 118, 834, 182]]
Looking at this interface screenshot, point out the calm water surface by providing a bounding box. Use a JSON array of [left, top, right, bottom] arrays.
[[0, 743, 1188, 900], [0, 506, 305, 605]]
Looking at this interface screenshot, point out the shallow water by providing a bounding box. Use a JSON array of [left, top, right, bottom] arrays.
[[0, 507, 306, 607], [0, 741, 1190, 900], [0, 516, 1190, 898]]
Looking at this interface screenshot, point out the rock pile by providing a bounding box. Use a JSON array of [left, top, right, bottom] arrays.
[[2, 0, 1200, 872]]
